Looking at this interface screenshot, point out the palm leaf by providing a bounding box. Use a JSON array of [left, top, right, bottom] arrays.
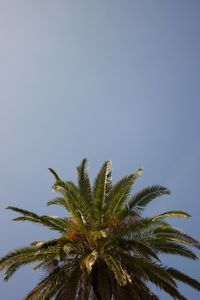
[[106, 168, 143, 217], [54, 263, 82, 300], [167, 267, 200, 291], [0, 246, 57, 281], [128, 185, 170, 212], [77, 158, 92, 204], [64, 181, 91, 221], [146, 240, 198, 260], [92, 160, 112, 224], [152, 211, 191, 220], [116, 238, 160, 261], [48, 168, 61, 180], [152, 226, 200, 248], [51, 181, 83, 220], [47, 197, 70, 211], [101, 253, 131, 286], [6, 206, 66, 232]]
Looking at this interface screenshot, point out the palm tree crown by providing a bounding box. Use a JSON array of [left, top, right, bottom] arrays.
[[1, 159, 200, 299]]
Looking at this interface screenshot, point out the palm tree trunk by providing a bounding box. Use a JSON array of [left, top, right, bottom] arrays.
[[91, 264, 102, 300]]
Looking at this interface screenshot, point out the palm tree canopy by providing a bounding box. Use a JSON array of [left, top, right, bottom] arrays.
[[1, 159, 200, 300]]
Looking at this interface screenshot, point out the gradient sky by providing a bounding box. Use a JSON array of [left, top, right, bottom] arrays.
[[0, 1, 200, 299]]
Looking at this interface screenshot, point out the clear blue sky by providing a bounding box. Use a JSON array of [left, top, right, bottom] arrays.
[[0, 1, 200, 299]]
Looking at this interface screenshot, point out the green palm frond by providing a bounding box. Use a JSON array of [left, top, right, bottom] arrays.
[[151, 226, 200, 249], [65, 181, 91, 221], [47, 197, 70, 211], [152, 210, 191, 220], [101, 253, 131, 286], [24, 261, 82, 299], [6, 206, 40, 219], [124, 257, 188, 300], [92, 160, 112, 224], [3, 263, 22, 281], [106, 167, 143, 217], [51, 181, 83, 220], [0, 246, 57, 281], [127, 256, 176, 286], [152, 278, 187, 300], [24, 266, 64, 299], [77, 158, 92, 205], [31, 239, 58, 248], [167, 267, 200, 291], [128, 185, 170, 212], [48, 168, 61, 181], [6, 206, 66, 232], [145, 240, 198, 260], [113, 216, 169, 238], [51, 180, 91, 223], [0, 246, 57, 268], [116, 238, 160, 260], [32, 261, 49, 272]]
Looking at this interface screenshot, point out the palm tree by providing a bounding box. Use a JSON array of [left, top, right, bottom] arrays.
[[1, 159, 200, 300]]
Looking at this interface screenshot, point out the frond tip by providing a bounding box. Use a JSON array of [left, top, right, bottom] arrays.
[[48, 168, 60, 180], [152, 211, 191, 220]]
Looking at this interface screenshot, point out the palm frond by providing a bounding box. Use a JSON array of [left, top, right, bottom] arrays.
[[121, 254, 187, 300], [51, 181, 84, 220], [77, 158, 92, 205], [47, 197, 69, 211], [24, 261, 81, 300], [6, 206, 66, 232], [65, 181, 91, 221], [167, 267, 200, 291], [145, 240, 198, 260], [151, 226, 200, 249], [111, 169, 143, 208], [54, 263, 82, 300], [106, 167, 143, 217], [152, 210, 191, 220], [6, 206, 40, 219], [0, 246, 57, 280], [128, 185, 170, 212], [92, 160, 112, 224], [31, 239, 58, 248], [48, 168, 61, 180], [3, 263, 22, 281], [24, 267, 62, 299], [116, 238, 160, 261], [112, 216, 169, 238], [101, 253, 131, 286]]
